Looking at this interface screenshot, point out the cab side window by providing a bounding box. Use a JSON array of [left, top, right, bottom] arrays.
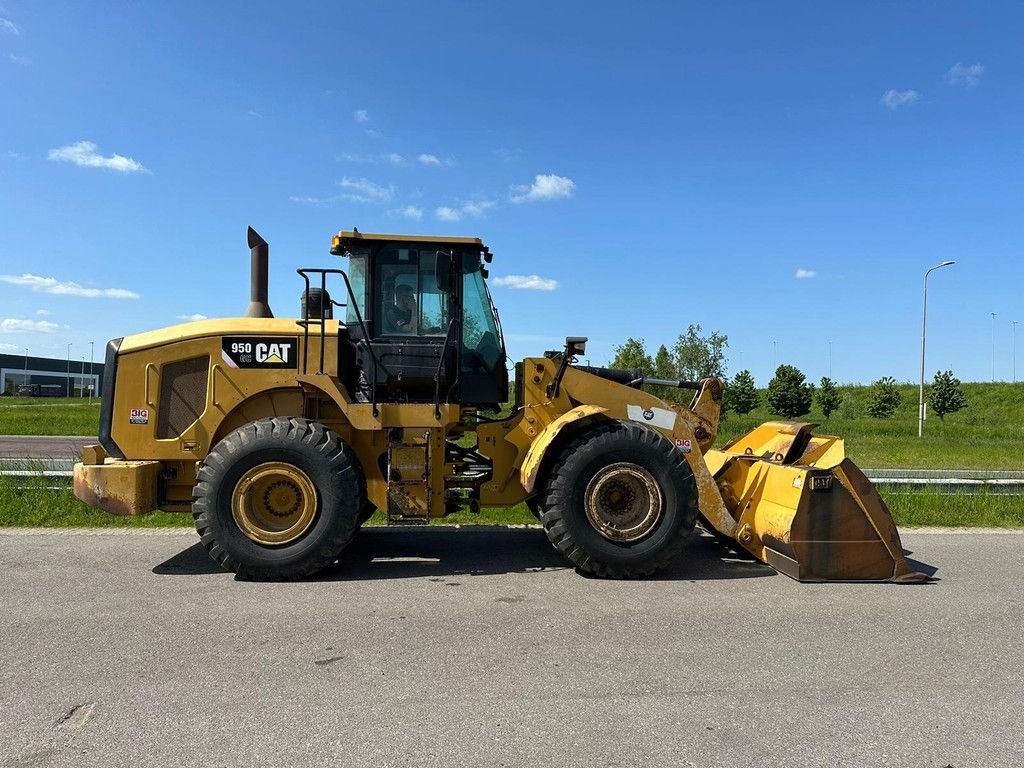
[[376, 247, 448, 337]]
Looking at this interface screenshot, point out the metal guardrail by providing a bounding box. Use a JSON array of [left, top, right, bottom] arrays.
[[863, 468, 1024, 480]]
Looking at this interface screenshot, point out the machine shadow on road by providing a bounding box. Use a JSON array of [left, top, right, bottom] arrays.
[[152, 527, 777, 582]]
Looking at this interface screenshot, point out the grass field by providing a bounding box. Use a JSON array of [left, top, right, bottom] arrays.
[[718, 381, 1024, 469], [0, 397, 101, 436]]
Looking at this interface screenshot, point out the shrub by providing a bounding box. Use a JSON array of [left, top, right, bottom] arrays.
[[928, 370, 968, 421], [766, 365, 813, 418], [816, 377, 842, 419], [726, 369, 760, 415], [867, 376, 902, 419]]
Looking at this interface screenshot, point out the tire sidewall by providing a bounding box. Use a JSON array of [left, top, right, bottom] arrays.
[[551, 423, 696, 568], [198, 421, 362, 573]]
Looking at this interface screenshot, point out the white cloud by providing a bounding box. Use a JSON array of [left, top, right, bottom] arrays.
[[339, 176, 394, 203], [390, 205, 423, 221], [491, 274, 559, 291], [289, 195, 332, 205], [0, 273, 141, 299], [48, 141, 147, 173], [510, 173, 576, 203], [354, 109, 369, 123], [946, 62, 984, 87], [246, 109, 262, 118], [418, 153, 442, 166], [35, 309, 50, 316], [794, 268, 817, 279], [435, 200, 495, 222], [337, 152, 374, 164], [0, 342, 19, 351], [461, 200, 495, 217], [176, 313, 208, 322], [8, 52, 30, 65], [1, 318, 59, 333], [337, 152, 407, 166], [0, 17, 19, 35], [880, 89, 919, 110]]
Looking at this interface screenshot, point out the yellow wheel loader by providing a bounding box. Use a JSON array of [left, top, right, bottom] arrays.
[[74, 227, 925, 582]]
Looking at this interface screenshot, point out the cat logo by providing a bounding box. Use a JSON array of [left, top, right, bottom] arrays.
[[255, 343, 289, 365], [221, 337, 298, 369]]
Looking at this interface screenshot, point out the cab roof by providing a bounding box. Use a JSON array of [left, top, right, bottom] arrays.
[[331, 229, 486, 256]]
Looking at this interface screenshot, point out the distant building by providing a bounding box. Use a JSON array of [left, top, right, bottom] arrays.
[[0, 352, 104, 397]]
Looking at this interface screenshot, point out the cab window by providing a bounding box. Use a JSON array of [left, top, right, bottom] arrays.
[[460, 254, 503, 374], [376, 246, 448, 336]]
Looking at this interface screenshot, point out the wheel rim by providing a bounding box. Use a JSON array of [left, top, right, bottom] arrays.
[[584, 462, 663, 542], [231, 462, 318, 545]]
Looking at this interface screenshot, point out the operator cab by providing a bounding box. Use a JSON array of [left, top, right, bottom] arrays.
[[329, 230, 508, 408]]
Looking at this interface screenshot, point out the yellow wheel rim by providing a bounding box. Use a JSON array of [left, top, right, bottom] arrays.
[[231, 462, 318, 546], [585, 462, 663, 542]]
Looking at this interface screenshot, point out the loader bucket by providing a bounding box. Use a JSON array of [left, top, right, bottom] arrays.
[[703, 422, 926, 583]]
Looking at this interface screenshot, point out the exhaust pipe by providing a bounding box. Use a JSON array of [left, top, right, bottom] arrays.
[[245, 226, 273, 318]]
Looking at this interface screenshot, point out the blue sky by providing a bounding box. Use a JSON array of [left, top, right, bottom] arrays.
[[1, 1, 1022, 385]]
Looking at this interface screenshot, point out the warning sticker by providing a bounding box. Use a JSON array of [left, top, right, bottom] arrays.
[[129, 408, 149, 425], [674, 437, 692, 453], [221, 337, 298, 369]]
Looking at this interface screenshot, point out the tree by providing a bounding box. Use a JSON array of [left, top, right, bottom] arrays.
[[928, 370, 967, 421], [672, 324, 728, 381], [726, 369, 760, 415], [867, 376, 902, 419], [610, 338, 653, 374], [766, 365, 813, 418], [651, 344, 679, 401], [816, 377, 842, 419]]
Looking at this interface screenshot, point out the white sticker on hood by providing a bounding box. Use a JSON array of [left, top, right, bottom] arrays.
[[626, 404, 677, 430]]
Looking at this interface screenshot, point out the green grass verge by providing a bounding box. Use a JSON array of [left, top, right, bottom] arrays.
[[1, 476, 1019, 529], [0, 397, 101, 436], [716, 381, 1024, 470]]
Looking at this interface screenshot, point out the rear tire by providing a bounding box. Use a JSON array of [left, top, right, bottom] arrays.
[[538, 420, 698, 578], [192, 417, 365, 580]]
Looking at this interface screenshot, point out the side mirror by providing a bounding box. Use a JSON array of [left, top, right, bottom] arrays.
[[566, 336, 588, 358], [434, 251, 452, 293]]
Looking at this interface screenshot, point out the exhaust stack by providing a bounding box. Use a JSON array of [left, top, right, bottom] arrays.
[[245, 226, 274, 318]]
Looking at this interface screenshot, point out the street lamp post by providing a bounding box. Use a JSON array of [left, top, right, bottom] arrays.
[[1013, 321, 1019, 384], [89, 341, 95, 400], [991, 312, 997, 383], [23, 347, 28, 387], [66, 343, 72, 398], [918, 261, 956, 438]]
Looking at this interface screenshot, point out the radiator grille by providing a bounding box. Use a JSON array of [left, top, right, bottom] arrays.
[[157, 356, 209, 439]]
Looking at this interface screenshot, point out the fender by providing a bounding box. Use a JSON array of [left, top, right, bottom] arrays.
[[520, 405, 609, 494]]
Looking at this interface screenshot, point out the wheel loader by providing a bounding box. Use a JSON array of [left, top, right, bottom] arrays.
[[73, 227, 925, 582]]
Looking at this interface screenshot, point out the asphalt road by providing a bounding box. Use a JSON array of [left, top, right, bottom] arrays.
[[1, 527, 1022, 767], [0, 436, 92, 461]]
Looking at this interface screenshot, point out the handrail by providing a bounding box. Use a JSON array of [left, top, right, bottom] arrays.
[[296, 267, 380, 417], [432, 317, 458, 419]]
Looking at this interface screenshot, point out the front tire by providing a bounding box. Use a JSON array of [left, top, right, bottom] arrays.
[[538, 421, 699, 578], [192, 417, 365, 580]]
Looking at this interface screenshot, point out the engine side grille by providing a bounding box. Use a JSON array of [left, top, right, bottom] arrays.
[[156, 356, 209, 439]]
